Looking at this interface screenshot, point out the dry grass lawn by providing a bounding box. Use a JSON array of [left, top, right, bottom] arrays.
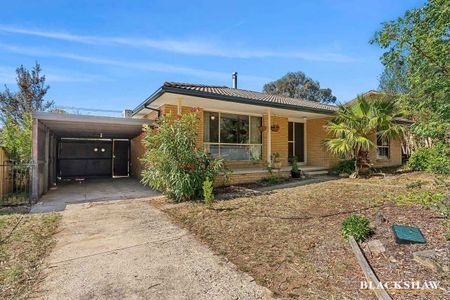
[[159, 172, 449, 299], [0, 212, 60, 299]]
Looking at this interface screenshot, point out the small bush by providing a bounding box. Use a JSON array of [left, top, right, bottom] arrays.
[[407, 142, 450, 174], [406, 180, 426, 189], [341, 214, 371, 242], [291, 157, 299, 172], [262, 175, 283, 185], [203, 178, 214, 207], [141, 110, 224, 202], [334, 159, 355, 175]]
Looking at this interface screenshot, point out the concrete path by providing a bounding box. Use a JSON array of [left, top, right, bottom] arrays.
[[34, 198, 272, 300], [31, 178, 160, 213]]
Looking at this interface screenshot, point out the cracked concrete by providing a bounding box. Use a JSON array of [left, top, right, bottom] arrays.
[[34, 198, 272, 300]]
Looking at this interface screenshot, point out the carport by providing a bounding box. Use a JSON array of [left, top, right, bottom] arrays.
[[31, 112, 152, 200]]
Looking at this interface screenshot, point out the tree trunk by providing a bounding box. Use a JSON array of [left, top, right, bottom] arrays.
[[351, 150, 370, 178]]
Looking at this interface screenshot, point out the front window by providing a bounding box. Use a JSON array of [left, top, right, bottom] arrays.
[[204, 112, 262, 160], [376, 135, 390, 159]]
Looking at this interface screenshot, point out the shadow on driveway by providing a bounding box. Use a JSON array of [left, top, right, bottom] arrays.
[[31, 178, 160, 213]]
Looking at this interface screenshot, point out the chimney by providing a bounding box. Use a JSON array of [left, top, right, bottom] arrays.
[[122, 109, 133, 118], [232, 72, 238, 89]]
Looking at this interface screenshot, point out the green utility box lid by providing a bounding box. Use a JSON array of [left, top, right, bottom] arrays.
[[392, 224, 426, 244]]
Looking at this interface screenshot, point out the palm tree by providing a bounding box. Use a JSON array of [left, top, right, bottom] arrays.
[[326, 96, 405, 177]]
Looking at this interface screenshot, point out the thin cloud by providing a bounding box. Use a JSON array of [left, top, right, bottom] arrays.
[[0, 25, 357, 62], [0, 43, 271, 83], [0, 65, 108, 84]]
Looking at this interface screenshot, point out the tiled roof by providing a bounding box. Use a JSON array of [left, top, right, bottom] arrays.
[[345, 90, 381, 106], [162, 82, 338, 113]]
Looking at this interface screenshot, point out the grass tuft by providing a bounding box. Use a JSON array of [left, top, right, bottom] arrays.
[[0, 212, 60, 299]]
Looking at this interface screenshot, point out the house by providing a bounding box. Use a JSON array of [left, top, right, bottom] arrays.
[[30, 76, 402, 199], [129, 80, 403, 184]]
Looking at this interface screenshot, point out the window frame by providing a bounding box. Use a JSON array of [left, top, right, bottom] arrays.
[[376, 135, 390, 160], [203, 111, 263, 160]]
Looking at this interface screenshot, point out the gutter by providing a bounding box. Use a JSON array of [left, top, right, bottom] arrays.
[[131, 87, 164, 116], [133, 85, 337, 116]]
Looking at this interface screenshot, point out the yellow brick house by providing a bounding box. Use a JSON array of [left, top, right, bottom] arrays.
[[130, 82, 403, 185]]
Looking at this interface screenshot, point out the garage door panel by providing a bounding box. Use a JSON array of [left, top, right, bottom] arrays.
[[59, 159, 112, 177], [58, 140, 113, 178], [59, 141, 112, 158]]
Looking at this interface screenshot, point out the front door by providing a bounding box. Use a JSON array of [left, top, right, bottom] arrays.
[[113, 140, 129, 177], [288, 122, 305, 163]]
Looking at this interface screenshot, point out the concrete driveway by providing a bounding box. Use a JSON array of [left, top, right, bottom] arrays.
[[34, 198, 272, 299], [31, 178, 160, 213]]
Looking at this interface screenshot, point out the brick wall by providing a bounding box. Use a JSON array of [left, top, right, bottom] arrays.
[[305, 117, 402, 168], [368, 134, 402, 167], [129, 105, 179, 179], [262, 114, 289, 167], [215, 170, 290, 186], [306, 117, 338, 168], [130, 133, 145, 179]]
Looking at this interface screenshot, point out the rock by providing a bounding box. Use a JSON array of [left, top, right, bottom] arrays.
[[388, 262, 396, 269], [413, 250, 442, 272], [339, 173, 349, 178], [367, 239, 386, 256], [375, 211, 386, 226]]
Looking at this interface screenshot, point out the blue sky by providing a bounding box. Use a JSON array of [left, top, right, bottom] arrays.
[[0, 0, 424, 115]]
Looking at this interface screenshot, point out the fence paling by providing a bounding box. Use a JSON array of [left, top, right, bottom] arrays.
[[0, 162, 34, 206]]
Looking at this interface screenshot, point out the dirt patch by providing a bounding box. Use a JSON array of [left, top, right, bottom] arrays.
[[0, 212, 60, 299], [161, 172, 449, 299]]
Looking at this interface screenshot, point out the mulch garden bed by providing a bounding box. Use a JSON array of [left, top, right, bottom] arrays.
[[156, 172, 448, 299], [361, 204, 449, 299]]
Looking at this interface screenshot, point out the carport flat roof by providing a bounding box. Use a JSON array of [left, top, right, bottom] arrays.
[[33, 112, 152, 139]]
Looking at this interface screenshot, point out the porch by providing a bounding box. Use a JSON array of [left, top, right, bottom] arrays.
[[216, 165, 330, 186]]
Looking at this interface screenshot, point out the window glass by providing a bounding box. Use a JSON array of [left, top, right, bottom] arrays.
[[203, 112, 262, 160], [204, 143, 220, 157], [250, 116, 262, 144], [220, 113, 249, 144], [376, 135, 389, 158], [204, 112, 219, 142], [288, 122, 293, 141]]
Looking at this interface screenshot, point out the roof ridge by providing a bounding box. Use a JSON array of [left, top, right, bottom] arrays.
[[232, 87, 338, 109], [164, 82, 227, 88], [164, 82, 337, 109]]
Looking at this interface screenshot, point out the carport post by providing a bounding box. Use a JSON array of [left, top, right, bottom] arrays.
[[31, 117, 39, 202]]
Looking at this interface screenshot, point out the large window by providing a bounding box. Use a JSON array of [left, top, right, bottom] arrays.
[[204, 112, 262, 160], [376, 135, 390, 159]]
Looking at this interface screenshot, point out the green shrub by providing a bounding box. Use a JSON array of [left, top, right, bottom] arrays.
[[341, 214, 371, 242], [2, 113, 32, 162], [262, 175, 283, 185], [203, 178, 214, 207], [291, 157, 299, 172], [406, 180, 426, 189], [407, 142, 450, 174], [141, 110, 224, 202], [333, 159, 355, 174], [393, 191, 445, 207]]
